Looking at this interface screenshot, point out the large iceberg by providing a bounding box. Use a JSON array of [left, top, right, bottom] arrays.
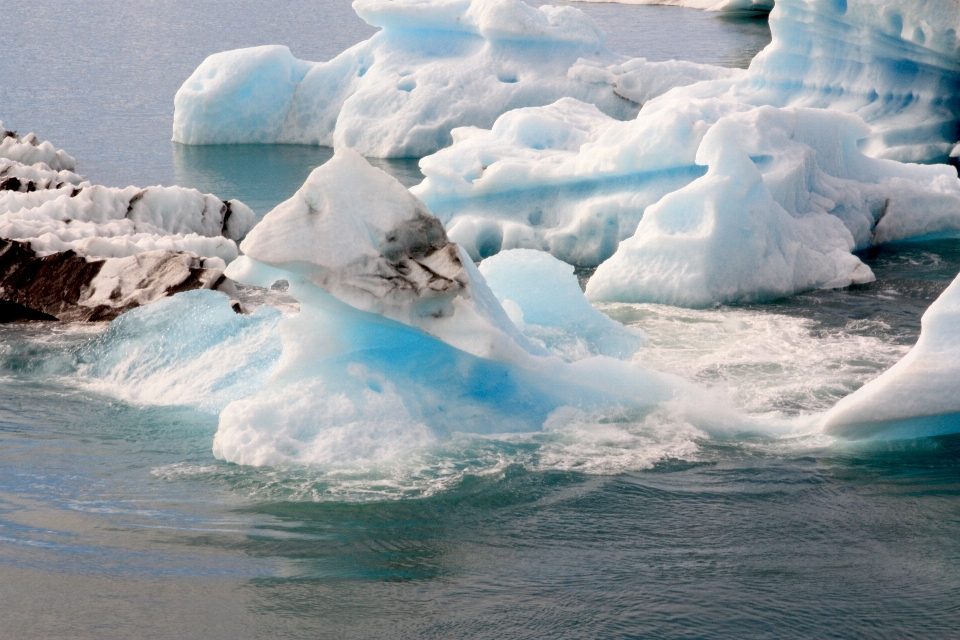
[[212, 150, 686, 466], [172, 0, 735, 157], [821, 269, 960, 439]]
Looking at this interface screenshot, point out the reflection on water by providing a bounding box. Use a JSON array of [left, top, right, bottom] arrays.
[[172, 144, 424, 216], [549, 1, 771, 68]]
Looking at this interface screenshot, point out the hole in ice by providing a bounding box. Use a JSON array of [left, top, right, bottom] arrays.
[[886, 11, 903, 35], [528, 209, 543, 226], [750, 155, 774, 170], [397, 78, 416, 92], [358, 66, 368, 77], [497, 73, 519, 84], [475, 225, 504, 260], [913, 27, 926, 45]]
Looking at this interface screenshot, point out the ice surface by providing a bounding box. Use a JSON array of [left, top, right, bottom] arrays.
[[0, 122, 76, 171], [172, 0, 736, 157], [821, 271, 960, 439], [211, 152, 689, 466], [0, 128, 258, 319], [479, 248, 644, 360], [741, 0, 960, 163]]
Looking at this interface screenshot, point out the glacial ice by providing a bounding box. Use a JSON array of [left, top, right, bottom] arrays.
[[478, 248, 644, 360], [821, 270, 960, 440], [742, 0, 960, 164], [417, 93, 960, 304], [172, 0, 735, 157], [212, 151, 685, 466], [77, 289, 283, 411]]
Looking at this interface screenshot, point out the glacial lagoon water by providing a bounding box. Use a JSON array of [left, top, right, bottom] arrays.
[[2, 1, 960, 637]]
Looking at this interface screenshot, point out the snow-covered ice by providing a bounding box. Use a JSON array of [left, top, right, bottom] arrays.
[[822, 270, 960, 439]]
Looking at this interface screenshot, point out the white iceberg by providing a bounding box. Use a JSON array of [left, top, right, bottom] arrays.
[[172, 0, 735, 157], [416, 93, 960, 303], [213, 150, 685, 466], [822, 270, 960, 440]]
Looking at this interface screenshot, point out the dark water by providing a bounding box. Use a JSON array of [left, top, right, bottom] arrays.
[[3, 1, 960, 637]]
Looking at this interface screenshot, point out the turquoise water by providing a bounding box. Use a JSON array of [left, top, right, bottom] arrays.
[[2, 1, 960, 637]]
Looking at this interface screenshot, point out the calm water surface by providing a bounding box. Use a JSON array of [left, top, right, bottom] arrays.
[[2, 1, 959, 638]]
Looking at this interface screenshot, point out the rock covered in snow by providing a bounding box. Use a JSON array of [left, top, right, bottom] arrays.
[[171, 0, 733, 158], [822, 270, 960, 439], [0, 126, 256, 321]]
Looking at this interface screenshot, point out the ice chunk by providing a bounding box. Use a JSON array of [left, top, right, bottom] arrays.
[[479, 248, 644, 360], [417, 93, 960, 304], [172, 0, 728, 157], [214, 152, 685, 466], [0, 123, 76, 172], [235, 147, 543, 361], [0, 128, 256, 320], [585, 107, 880, 306], [822, 270, 960, 439]]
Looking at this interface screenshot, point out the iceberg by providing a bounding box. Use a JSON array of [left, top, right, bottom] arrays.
[[213, 150, 684, 466], [478, 248, 644, 360], [416, 93, 960, 303], [740, 0, 960, 164], [821, 270, 960, 439], [0, 125, 256, 321], [172, 0, 734, 157]]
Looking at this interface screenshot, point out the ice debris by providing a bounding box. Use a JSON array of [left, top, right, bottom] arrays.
[[478, 248, 644, 360]]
